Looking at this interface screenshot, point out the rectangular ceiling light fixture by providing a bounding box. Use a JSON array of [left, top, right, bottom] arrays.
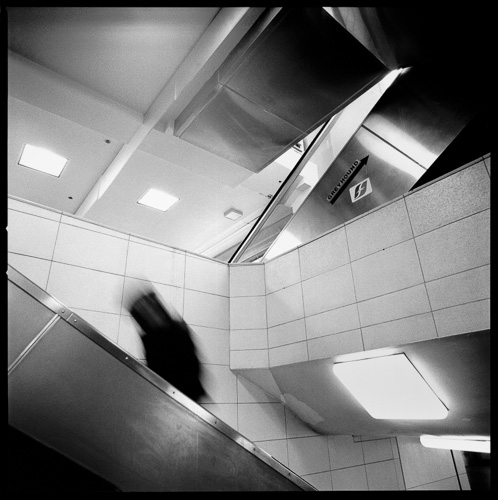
[[333, 354, 448, 420], [420, 435, 490, 454], [137, 188, 179, 212], [19, 144, 68, 177], [224, 208, 243, 220]]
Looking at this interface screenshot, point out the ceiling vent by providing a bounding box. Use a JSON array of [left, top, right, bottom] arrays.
[[174, 7, 389, 173]]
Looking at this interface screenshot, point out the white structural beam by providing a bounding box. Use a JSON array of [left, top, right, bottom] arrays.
[[76, 7, 264, 218]]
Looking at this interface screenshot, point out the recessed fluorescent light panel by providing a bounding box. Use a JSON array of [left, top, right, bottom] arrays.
[[224, 208, 243, 220], [333, 354, 448, 420], [137, 189, 179, 212], [420, 435, 490, 454], [19, 144, 68, 177]]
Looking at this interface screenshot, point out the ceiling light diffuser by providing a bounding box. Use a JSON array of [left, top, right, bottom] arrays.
[[19, 144, 68, 177], [224, 208, 243, 220], [137, 189, 179, 212], [333, 354, 448, 420], [420, 435, 490, 453]]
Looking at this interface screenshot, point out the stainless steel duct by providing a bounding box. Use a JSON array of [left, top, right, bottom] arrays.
[[174, 7, 389, 173], [247, 58, 488, 262]]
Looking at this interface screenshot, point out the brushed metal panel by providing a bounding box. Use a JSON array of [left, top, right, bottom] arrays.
[[270, 127, 424, 249], [8, 265, 313, 491], [7, 280, 57, 368], [225, 8, 388, 133], [363, 65, 481, 168], [175, 7, 389, 172], [8, 320, 307, 491], [177, 85, 304, 173]]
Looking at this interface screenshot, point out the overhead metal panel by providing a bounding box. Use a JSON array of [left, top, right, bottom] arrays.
[[174, 7, 389, 172], [260, 61, 486, 261]]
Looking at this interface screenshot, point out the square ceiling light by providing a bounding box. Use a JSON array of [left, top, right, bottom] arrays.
[[137, 188, 179, 212], [19, 144, 68, 177], [333, 354, 448, 420], [224, 208, 243, 220]]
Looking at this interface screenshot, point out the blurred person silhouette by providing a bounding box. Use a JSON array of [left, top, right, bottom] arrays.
[[126, 283, 205, 403]]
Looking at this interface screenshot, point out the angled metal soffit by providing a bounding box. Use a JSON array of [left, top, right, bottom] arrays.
[[230, 7, 491, 262], [174, 7, 390, 173]]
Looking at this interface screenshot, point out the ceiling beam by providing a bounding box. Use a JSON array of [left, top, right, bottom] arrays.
[[75, 7, 265, 218]]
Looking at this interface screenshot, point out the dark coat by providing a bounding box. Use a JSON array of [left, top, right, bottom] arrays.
[[129, 292, 205, 402]]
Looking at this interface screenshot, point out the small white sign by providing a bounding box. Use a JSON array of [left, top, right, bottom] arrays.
[[350, 178, 372, 202]]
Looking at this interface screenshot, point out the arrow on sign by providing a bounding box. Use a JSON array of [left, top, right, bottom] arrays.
[[326, 156, 369, 206]]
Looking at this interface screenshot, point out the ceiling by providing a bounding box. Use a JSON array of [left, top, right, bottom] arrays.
[[6, 7, 492, 262], [7, 7, 302, 257]]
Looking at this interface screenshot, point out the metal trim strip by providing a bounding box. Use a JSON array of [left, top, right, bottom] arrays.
[[7, 264, 315, 491]]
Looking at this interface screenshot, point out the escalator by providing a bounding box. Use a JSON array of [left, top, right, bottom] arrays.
[[7, 265, 315, 492]]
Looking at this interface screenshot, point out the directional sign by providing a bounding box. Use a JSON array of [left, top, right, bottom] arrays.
[[350, 177, 372, 202], [326, 156, 369, 205]]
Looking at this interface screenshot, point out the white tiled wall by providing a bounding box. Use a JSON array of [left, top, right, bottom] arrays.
[[230, 156, 490, 375], [8, 154, 488, 492]]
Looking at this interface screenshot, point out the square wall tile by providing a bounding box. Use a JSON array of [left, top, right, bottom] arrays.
[[230, 296, 267, 330], [426, 265, 490, 311], [288, 436, 330, 475], [308, 330, 363, 360], [121, 277, 184, 320], [269, 342, 308, 367], [366, 460, 399, 490], [190, 325, 229, 365], [61, 214, 128, 239], [184, 254, 228, 296], [265, 249, 301, 294], [184, 289, 229, 330], [346, 199, 413, 262], [8, 253, 51, 290], [238, 403, 286, 441], [230, 264, 265, 297], [117, 315, 146, 360], [299, 226, 350, 281], [357, 284, 431, 327], [8, 209, 59, 260], [201, 403, 238, 431], [268, 318, 306, 348], [72, 308, 120, 344], [305, 304, 360, 340], [47, 262, 125, 314], [328, 435, 364, 470], [237, 376, 278, 404], [405, 162, 490, 236], [266, 283, 304, 328], [352, 239, 424, 302], [362, 438, 394, 463], [332, 465, 368, 490], [230, 350, 268, 370], [8, 197, 61, 221], [415, 210, 490, 282], [230, 329, 268, 351], [198, 364, 237, 404], [254, 439, 288, 467], [362, 312, 437, 350], [397, 436, 456, 490], [302, 264, 356, 317], [409, 476, 460, 490], [236, 368, 282, 400], [301, 472, 332, 491], [285, 407, 318, 438], [53, 223, 128, 275], [125, 241, 185, 287], [433, 299, 490, 337]]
